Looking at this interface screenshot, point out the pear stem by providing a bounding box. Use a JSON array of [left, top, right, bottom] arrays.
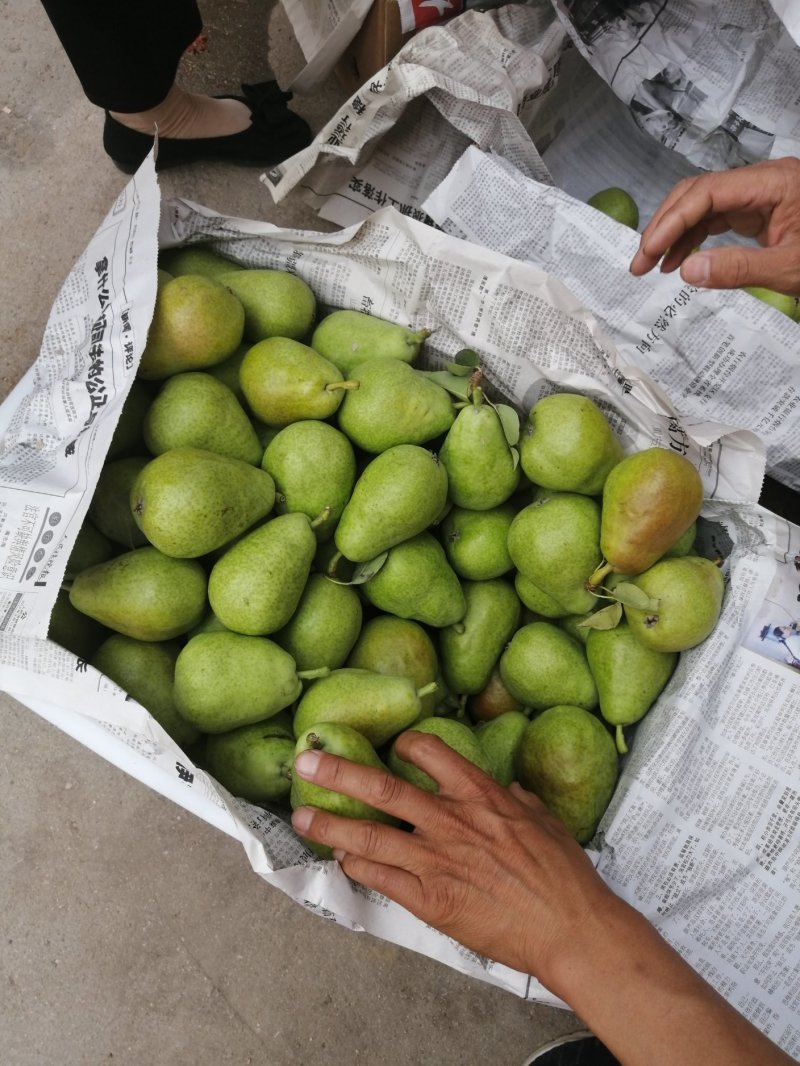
[[471, 385, 484, 407], [307, 732, 323, 750], [310, 506, 332, 530], [451, 622, 466, 635], [412, 328, 432, 344], [325, 380, 360, 392], [60, 581, 72, 593], [297, 666, 331, 681], [325, 549, 344, 577], [615, 724, 628, 755], [588, 560, 613, 589], [416, 681, 439, 699]]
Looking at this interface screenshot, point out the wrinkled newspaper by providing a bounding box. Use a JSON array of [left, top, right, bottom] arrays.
[[1, 160, 799, 1057]]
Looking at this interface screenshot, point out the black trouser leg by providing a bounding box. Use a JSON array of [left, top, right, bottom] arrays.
[[39, 0, 203, 111]]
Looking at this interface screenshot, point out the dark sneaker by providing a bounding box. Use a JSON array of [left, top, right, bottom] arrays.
[[522, 1031, 622, 1065]]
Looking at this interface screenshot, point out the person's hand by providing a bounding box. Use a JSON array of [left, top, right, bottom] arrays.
[[629, 157, 800, 296], [290, 729, 617, 988]]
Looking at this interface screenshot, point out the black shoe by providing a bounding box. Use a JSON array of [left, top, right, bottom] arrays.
[[523, 1032, 621, 1066], [103, 80, 312, 174]]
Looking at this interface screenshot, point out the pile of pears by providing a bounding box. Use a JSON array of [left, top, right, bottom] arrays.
[[51, 244, 726, 855]]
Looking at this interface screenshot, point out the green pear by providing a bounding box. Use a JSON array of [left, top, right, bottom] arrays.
[[143, 373, 262, 464], [205, 722, 295, 804], [499, 621, 598, 711], [64, 522, 113, 581], [293, 669, 438, 748], [130, 447, 275, 558], [587, 187, 639, 229], [159, 245, 237, 279], [89, 457, 151, 549], [291, 722, 398, 859], [558, 611, 598, 645], [69, 547, 207, 641], [508, 493, 602, 615], [217, 269, 316, 342], [362, 532, 466, 627], [742, 286, 800, 321], [514, 572, 569, 618], [519, 393, 623, 495], [347, 615, 439, 720], [188, 608, 229, 637], [474, 710, 529, 786], [138, 274, 245, 380], [239, 337, 356, 427], [623, 555, 724, 653], [206, 343, 250, 404], [335, 445, 448, 562], [467, 666, 525, 722], [48, 589, 110, 660], [440, 579, 521, 695], [336, 357, 455, 453], [106, 380, 151, 461], [387, 717, 491, 793], [275, 573, 363, 671], [310, 309, 429, 376], [593, 449, 704, 582], [439, 504, 515, 580], [262, 420, 356, 542], [174, 631, 317, 733], [515, 705, 618, 843], [586, 622, 677, 754], [439, 391, 520, 510], [91, 635, 199, 748], [663, 521, 696, 558], [208, 512, 319, 636]]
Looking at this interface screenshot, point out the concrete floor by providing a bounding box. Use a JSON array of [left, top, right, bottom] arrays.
[[0, 2, 581, 1063]]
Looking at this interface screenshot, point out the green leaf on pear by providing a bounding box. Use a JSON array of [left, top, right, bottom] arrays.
[[419, 370, 472, 400], [609, 582, 660, 613], [578, 602, 623, 630], [453, 348, 481, 369], [495, 404, 520, 447]]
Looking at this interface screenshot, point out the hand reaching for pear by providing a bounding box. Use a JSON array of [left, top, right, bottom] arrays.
[[629, 156, 800, 296]]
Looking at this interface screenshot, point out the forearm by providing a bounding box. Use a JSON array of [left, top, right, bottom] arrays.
[[544, 892, 794, 1066]]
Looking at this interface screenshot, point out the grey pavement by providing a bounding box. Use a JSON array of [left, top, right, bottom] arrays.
[[0, 2, 581, 1063]]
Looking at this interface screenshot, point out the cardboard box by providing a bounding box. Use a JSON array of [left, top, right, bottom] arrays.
[[334, 0, 411, 94]]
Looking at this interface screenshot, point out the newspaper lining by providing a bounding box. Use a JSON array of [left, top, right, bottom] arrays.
[[0, 158, 798, 1055]]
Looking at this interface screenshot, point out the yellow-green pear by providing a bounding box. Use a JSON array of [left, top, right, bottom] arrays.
[[586, 622, 677, 754], [474, 710, 529, 787], [515, 705, 618, 843], [91, 635, 199, 748], [218, 269, 316, 342], [239, 337, 356, 427], [623, 555, 724, 653], [88, 457, 150, 549], [130, 447, 275, 558], [593, 448, 703, 582], [439, 390, 520, 510], [262, 420, 356, 542], [439, 579, 521, 695], [311, 309, 429, 376], [143, 373, 262, 464], [159, 245, 237, 279], [439, 504, 515, 580], [337, 357, 455, 453], [587, 187, 639, 229], [64, 522, 113, 581], [274, 573, 362, 671], [48, 589, 110, 660], [499, 621, 598, 711], [293, 669, 438, 748], [362, 532, 466, 627], [347, 615, 439, 720], [519, 393, 623, 495], [507, 493, 601, 615], [205, 721, 295, 804], [335, 445, 448, 562], [138, 274, 245, 380], [174, 631, 320, 733], [69, 547, 207, 641], [208, 512, 318, 635]]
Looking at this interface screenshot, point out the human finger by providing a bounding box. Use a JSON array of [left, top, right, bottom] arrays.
[[679, 243, 800, 294], [291, 803, 425, 881], [292, 747, 437, 827], [391, 730, 501, 803]]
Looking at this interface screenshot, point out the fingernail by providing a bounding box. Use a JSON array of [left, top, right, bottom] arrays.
[[681, 252, 710, 285], [294, 749, 322, 778], [292, 806, 314, 833], [332, 848, 345, 862]]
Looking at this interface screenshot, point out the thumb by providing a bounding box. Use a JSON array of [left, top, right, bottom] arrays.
[[680, 245, 800, 295]]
